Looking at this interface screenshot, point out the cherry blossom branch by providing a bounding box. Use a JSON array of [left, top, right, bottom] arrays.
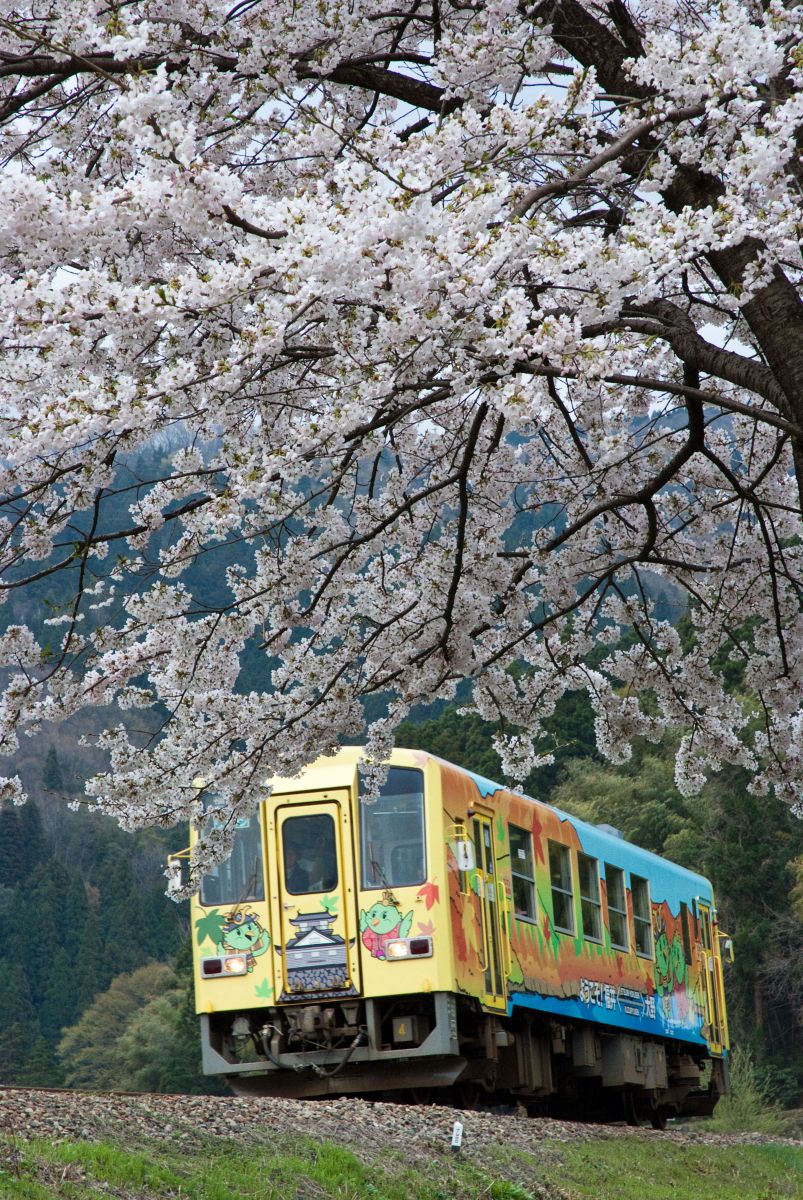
[[512, 99, 715, 218]]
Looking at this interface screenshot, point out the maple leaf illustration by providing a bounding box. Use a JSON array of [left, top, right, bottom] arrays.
[[416, 880, 440, 910]]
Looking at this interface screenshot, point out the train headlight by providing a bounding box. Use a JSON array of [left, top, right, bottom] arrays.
[[384, 936, 433, 960], [201, 954, 249, 978]]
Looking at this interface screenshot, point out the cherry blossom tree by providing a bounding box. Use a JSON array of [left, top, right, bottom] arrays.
[[1, 1, 801, 883]]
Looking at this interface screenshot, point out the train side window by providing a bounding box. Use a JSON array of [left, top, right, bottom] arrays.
[[578, 853, 602, 942], [509, 824, 536, 921], [548, 840, 575, 935], [631, 874, 654, 958], [359, 766, 426, 889], [604, 863, 629, 951], [199, 797, 265, 906]]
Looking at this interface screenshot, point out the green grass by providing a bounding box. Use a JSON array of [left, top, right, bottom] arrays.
[[1, 1130, 800, 1200], [0, 1135, 552, 1200], [538, 1138, 803, 1200]]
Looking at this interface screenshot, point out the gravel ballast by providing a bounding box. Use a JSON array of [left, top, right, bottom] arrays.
[[1, 1087, 800, 1160]]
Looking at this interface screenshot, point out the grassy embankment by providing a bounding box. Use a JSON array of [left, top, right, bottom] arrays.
[[1, 1131, 801, 1200]]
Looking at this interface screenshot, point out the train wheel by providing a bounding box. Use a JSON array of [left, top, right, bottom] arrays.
[[650, 1106, 668, 1131], [454, 1082, 482, 1110], [622, 1090, 640, 1126]]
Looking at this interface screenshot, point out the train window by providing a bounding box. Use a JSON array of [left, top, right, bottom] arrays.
[[631, 874, 654, 958], [199, 798, 265, 907], [509, 824, 536, 921], [282, 814, 338, 894], [548, 841, 575, 935], [360, 766, 426, 889], [604, 863, 629, 950], [578, 853, 602, 942]]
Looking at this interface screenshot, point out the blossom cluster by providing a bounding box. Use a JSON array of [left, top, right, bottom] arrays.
[[0, 1, 801, 888]]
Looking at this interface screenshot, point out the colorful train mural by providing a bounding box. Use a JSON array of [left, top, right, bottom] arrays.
[[182, 748, 730, 1122]]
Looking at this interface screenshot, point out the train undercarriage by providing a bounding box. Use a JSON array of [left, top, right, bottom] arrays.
[[201, 990, 727, 1126]]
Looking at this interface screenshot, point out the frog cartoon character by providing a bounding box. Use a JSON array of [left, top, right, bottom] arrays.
[[654, 916, 687, 997], [217, 908, 270, 971], [360, 890, 414, 960]]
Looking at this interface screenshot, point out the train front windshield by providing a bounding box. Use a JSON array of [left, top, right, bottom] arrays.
[[359, 766, 426, 889]]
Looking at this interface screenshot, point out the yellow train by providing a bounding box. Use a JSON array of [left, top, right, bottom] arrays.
[[182, 747, 730, 1123]]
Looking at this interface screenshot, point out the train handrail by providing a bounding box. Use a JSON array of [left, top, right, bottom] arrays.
[[497, 879, 513, 977], [477, 871, 490, 972]]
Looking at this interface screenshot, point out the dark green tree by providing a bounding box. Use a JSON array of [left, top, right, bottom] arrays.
[[0, 809, 26, 887], [20, 1035, 65, 1087], [93, 850, 149, 984], [75, 907, 107, 1012], [0, 801, 47, 886], [0, 801, 48, 888], [0, 960, 39, 1084], [42, 745, 65, 793]]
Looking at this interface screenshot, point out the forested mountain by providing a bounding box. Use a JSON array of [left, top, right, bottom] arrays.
[[0, 745, 186, 1087]]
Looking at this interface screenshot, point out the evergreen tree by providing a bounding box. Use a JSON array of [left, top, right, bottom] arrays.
[[19, 803, 48, 881], [38, 947, 83, 1040], [93, 850, 149, 983], [0, 802, 49, 886], [0, 808, 26, 887], [140, 883, 183, 961], [8, 860, 90, 1039], [42, 745, 65, 793], [75, 907, 107, 1013], [0, 960, 40, 1084], [19, 1036, 65, 1087]]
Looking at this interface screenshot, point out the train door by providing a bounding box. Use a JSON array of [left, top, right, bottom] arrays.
[[471, 813, 508, 1011], [273, 793, 361, 1001], [698, 902, 728, 1055]]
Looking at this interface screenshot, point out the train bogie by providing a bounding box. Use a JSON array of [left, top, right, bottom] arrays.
[[183, 748, 730, 1120]]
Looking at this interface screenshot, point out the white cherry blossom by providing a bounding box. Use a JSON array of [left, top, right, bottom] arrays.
[[0, 1, 801, 890]]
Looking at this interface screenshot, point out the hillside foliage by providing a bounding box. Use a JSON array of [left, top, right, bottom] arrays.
[[0, 744, 186, 1087]]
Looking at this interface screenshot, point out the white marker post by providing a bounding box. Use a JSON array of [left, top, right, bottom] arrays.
[[451, 1120, 464, 1154]]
